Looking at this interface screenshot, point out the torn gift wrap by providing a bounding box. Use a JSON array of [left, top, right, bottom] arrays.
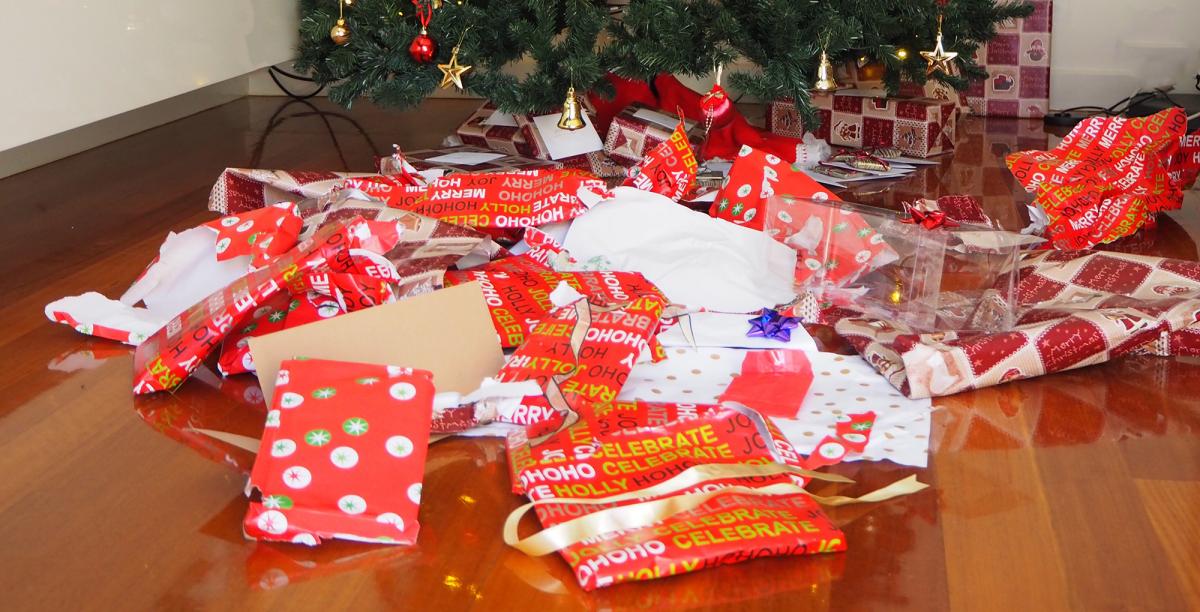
[[504, 404, 925, 591], [133, 220, 362, 395], [710, 145, 838, 230], [622, 118, 699, 203], [836, 250, 1200, 399], [1005, 108, 1200, 249], [563, 186, 797, 312], [484, 294, 666, 435], [203, 202, 303, 268], [344, 169, 609, 243], [245, 358, 434, 545], [443, 255, 664, 348]]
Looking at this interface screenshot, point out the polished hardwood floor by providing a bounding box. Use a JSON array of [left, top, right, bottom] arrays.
[[2, 97, 1198, 611]]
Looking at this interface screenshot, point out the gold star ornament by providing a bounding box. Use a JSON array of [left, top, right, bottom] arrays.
[[920, 15, 958, 76], [437, 44, 471, 90]]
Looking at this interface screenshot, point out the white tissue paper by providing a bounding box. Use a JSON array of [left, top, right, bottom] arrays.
[[562, 187, 797, 311]]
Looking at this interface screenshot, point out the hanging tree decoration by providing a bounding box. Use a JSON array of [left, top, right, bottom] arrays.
[[557, 86, 586, 130], [920, 12, 959, 76], [408, 0, 438, 64], [329, 0, 351, 46], [437, 27, 472, 90]]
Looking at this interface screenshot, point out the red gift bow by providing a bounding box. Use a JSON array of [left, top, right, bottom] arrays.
[[902, 202, 958, 229]]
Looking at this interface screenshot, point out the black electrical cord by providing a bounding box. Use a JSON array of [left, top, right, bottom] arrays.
[[267, 65, 327, 100], [249, 96, 382, 171]]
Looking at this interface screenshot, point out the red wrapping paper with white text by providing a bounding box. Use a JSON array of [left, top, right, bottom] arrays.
[[245, 358, 434, 545], [623, 120, 699, 202], [1005, 108, 1200, 249], [489, 295, 666, 435], [506, 405, 845, 591], [444, 256, 665, 348], [133, 220, 361, 394], [344, 169, 608, 241]]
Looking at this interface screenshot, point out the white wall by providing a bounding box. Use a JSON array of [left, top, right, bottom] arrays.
[[1, 0, 298, 152], [1050, 0, 1200, 110]]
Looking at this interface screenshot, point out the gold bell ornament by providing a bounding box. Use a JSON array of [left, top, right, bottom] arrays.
[[813, 50, 840, 92], [557, 86, 586, 131]]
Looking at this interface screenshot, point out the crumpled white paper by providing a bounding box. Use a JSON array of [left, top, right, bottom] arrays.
[[562, 187, 798, 312], [46, 226, 252, 346]]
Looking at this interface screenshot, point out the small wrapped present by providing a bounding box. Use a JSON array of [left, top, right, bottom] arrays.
[[245, 358, 434, 545], [604, 104, 703, 167], [376, 146, 562, 176], [965, 0, 1053, 117], [453, 103, 540, 158], [768, 93, 959, 158]]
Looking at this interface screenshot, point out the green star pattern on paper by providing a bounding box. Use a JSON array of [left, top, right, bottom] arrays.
[[267, 311, 286, 323], [340, 498, 361, 513], [305, 429, 332, 446], [333, 449, 354, 464], [242, 323, 258, 334], [717, 198, 730, 212], [832, 222, 849, 233], [856, 228, 872, 238], [343, 418, 369, 436], [247, 233, 259, 244], [262, 494, 294, 509], [356, 377, 380, 386], [825, 259, 840, 270], [731, 203, 744, 216], [271, 440, 291, 454], [851, 422, 873, 431], [312, 387, 337, 399], [288, 299, 301, 312]]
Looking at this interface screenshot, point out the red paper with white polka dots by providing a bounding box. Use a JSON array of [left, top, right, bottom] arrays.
[[203, 202, 304, 268], [709, 145, 837, 230], [245, 358, 435, 546], [218, 293, 296, 376], [762, 197, 899, 288]]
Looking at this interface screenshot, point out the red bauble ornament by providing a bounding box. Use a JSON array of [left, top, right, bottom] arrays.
[[409, 29, 437, 63]]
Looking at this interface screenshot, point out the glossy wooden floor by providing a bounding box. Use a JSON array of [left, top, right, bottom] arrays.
[[2, 97, 1199, 611]]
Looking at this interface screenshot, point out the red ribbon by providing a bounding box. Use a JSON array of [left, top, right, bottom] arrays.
[[412, 0, 433, 29], [902, 202, 958, 229]]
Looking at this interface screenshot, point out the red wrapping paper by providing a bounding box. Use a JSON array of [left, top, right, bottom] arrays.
[[761, 197, 899, 288], [344, 169, 608, 241], [203, 202, 303, 267], [1006, 108, 1200, 249], [711, 145, 839, 230], [245, 358, 434, 545], [623, 119, 699, 202], [444, 256, 664, 348], [218, 293, 297, 376], [718, 350, 814, 418], [132, 221, 361, 394], [506, 405, 845, 591]]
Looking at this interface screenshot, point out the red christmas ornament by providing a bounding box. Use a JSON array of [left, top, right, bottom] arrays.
[[409, 30, 437, 63], [408, 0, 436, 64]]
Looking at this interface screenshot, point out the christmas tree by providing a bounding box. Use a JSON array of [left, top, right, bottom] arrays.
[[295, 0, 1032, 127]]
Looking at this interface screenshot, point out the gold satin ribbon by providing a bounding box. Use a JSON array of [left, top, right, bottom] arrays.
[[504, 462, 931, 557]]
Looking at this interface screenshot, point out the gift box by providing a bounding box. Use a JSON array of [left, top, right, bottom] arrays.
[[452, 103, 540, 158], [449, 104, 625, 179], [376, 146, 562, 176], [763, 196, 1043, 332], [768, 93, 958, 158], [604, 104, 703, 167], [965, 0, 1053, 117]]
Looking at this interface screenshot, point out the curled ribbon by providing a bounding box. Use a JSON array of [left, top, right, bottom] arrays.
[[503, 461, 928, 556], [902, 202, 958, 230]]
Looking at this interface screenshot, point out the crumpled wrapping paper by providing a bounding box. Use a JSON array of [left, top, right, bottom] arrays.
[[836, 249, 1200, 398], [1005, 108, 1200, 249]]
